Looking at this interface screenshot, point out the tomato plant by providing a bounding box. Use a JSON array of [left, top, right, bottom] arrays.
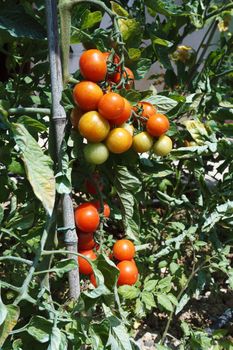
[[78, 249, 97, 275], [83, 142, 109, 164], [153, 135, 173, 156], [132, 131, 154, 153], [78, 232, 96, 250], [146, 113, 170, 137]]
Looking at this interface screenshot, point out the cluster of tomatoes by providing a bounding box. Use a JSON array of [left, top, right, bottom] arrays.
[[74, 200, 138, 287], [71, 49, 173, 164]]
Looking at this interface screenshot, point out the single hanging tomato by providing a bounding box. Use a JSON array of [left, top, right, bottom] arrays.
[[79, 49, 107, 82], [117, 260, 138, 286], [113, 239, 135, 261], [75, 203, 100, 232], [146, 113, 170, 137]]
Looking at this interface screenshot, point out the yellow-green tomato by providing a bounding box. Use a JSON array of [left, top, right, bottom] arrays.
[[84, 143, 109, 164], [153, 135, 172, 156], [132, 132, 153, 153], [120, 123, 134, 136]]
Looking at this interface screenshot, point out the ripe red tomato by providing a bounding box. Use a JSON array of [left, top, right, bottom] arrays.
[[113, 67, 134, 89], [78, 249, 97, 275], [75, 203, 100, 232], [78, 232, 95, 250], [132, 131, 154, 153], [98, 92, 125, 120], [84, 143, 109, 165], [79, 49, 107, 82], [73, 81, 103, 111], [133, 102, 157, 123], [146, 113, 170, 137], [109, 98, 132, 126], [89, 273, 97, 287], [70, 106, 83, 131], [153, 135, 173, 156], [105, 128, 133, 154], [92, 201, 110, 218], [117, 260, 138, 286], [84, 173, 104, 195], [113, 239, 135, 261], [78, 111, 110, 142]]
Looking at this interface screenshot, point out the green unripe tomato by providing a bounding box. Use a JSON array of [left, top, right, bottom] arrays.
[[84, 143, 109, 164], [153, 135, 172, 156], [133, 131, 154, 153]]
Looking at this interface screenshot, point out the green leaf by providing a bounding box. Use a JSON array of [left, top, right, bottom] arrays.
[[143, 94, 178, 113], [118, 285, 140, 299], [27, 316, 53, 343], [135, 298, 145, 317], [143, 280, 158, 292], [118, 18, 142, 47], [175, 293, 190, 315], [0, 305, 20, 347], [183, 120, 209, 145], [152, 36, 173, 47], [157, 294, 173, 312], [52, 259, 78, 278], [47, 327, 68, 350], [141, 291, 156, 310], [145, 0, 183, 16], [81, 10, 102, 30], [0, 3, 46, 39], [17, 116, 47, 133], [132, 58, 152, 79], [12, 123, 55, 216], [0, 205, 4, 225], [111, 2, 129, 17]]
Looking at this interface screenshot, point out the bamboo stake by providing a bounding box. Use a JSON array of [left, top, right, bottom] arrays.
[[45, 0, 80, 299]]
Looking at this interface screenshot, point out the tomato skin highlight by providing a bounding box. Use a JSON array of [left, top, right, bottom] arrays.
[[105, 128, 133, 154], [153, 135, 173, 156], [146, 113, 170, 137], [120, 123, 134, 136], [79, 49, 107, 82], [78, 232, 95, 250], [73, 81, 103, 111], [109, 98, 132, 126], [84, 143, 109, 165], [75, 203, 100, 232], [133, 131, 154, 153], [78, 111, 110, 142], [117, 260, 138, 286], [113, 239, 135, 261], [98, 92, 125, 120], [92, 201, 110, 218], [78, 249, 97, 275]]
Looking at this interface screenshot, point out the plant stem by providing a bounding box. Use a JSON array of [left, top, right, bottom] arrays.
[[0, 256, 32, 265], [46, 0, 80, 299], [8, 107, 50, 115], [205, 3, 233, 20]]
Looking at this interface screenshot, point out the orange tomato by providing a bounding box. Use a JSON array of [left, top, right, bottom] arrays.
[[113, 239, 135, 261], [75, 203, 100, 232], [133, 102, 157, 123], [117, 260, 138, 286], [79, 49, 107, 82], [98, 92, 125, 120], [78, 111, 110, 142], [146, 113, 170, 137], [105, 128, 132, 154], [73, 81, 103, 111], [78, 249, 97, 275], [92, 201, 110, 218], [109, 98, 132, 126]]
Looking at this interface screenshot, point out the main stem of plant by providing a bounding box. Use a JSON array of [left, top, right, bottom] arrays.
[[46, 0, 80, 299]]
